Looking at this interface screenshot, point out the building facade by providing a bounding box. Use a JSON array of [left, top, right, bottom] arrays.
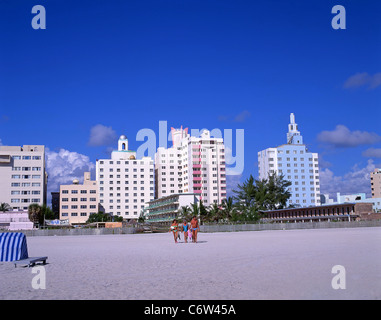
[[155, 127, 226, 207], [59, 172, 98, 225], [258, 114, 320, 207], [371, 168, 381, 198], [96, 135, 155, 220], [261, 202, 374, 223], [0, 145, 47, 210], [145, 193, 200, 224]]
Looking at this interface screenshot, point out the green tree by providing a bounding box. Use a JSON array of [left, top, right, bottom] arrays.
[[28, 204, 42, 225], [221, 197, 236, 221], [179, 205, 193, 222], [207, 203, 223, 223], [232, 173, 292, 221], [0, 202, 11, 212], [87, 212, 112, 223]]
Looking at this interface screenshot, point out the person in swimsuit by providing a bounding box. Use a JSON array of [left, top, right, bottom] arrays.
[[190, 216, 199, 243], [182, 220, 189, 243], [169, 219, 179, 243]]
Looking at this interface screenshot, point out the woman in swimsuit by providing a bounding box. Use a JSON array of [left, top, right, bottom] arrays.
[[182, 220, 189, 243], [169, 219, 179, 243], [190, 216, 199, 243]]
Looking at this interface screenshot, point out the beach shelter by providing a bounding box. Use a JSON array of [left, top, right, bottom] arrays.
[[0, 232, 29, 262]]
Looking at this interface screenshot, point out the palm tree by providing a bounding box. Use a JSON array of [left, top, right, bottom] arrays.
[[221, 197, 236, 221], [179, 205, 192, 222], [28, 204, 42, 225], [0, 202, 11, 212], [207, 203, 223, 223], [232, 175, 256, 208]]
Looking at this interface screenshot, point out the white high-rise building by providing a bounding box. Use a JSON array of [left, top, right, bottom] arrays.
[[0, 145, 47, 210], [155, 127, 227, 206], [96, 135, 154, 220], [258, 113, 320, 207]]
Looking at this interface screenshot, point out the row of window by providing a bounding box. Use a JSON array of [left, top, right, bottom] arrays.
[[61, 212, 96, 217], [12, 155, 41, 160], [62, 205, 97, 209], [98, 160, 153, 165], [12, 167, 41, 171], [289, 199, 321, 204], [99, 174, 153, 179], [62, 190, 96, 194], [100, 193, 154, 198], [11, 199, 40, 203], [61, 198, 97, 202], [99, 198, 148, 203], [11, 190, 40, 195], [11, 182, 41, 187], [99, 168, 153, 173], [99, 180, 154, 185], [11, 175, 41, 179]]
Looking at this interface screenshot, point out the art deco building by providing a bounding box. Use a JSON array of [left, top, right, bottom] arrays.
[[155, 127, 226, 206], [258, 114, 320, 207], [96, 135, 154, 221]]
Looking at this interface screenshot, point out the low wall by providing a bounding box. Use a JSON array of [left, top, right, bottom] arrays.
[[3, 220, 381, 236], [7, 227, 138, 237], [200, 220, 381, 233]]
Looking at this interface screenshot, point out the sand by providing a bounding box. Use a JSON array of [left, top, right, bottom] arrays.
[[0, 227, 380, 300]]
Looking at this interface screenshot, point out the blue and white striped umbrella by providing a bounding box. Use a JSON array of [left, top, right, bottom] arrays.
[[0, 233, 29, 262]]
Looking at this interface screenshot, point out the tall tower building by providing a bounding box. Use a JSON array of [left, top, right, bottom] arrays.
[[0, 145, 47, 210], [155, 127, 226, 206], [258, 113, 320, 207], [96, 135, 154, 220], [371, 168, 381, 198]]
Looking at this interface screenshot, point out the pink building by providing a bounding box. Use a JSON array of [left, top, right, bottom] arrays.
[[0, 210, 34, 231]]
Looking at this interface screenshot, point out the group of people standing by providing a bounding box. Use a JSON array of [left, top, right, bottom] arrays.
[[169, 216, 199, 244]]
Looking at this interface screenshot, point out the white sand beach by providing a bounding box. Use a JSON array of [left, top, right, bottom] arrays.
[[1, 227, 380, 300]]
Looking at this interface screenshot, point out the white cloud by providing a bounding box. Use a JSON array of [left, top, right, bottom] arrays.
[[317, 125, 381, 148], [46, 148, 95, 202], [218, 110, 251, 123], [319, 159, 377, 198], [234, 110, 251, 122], [343, 72, 381, 89], [88, 124, 117, 147], [362, 148, 381, 158]]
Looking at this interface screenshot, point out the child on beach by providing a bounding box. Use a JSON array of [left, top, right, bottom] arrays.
[[169, 219, 179, 243], [182, 221, 189, 243], [188, 226, 192, 242]]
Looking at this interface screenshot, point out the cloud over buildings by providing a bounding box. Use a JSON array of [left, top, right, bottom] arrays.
[[317, 125, 381, 148], [88, 124, 117, 147], [319, 159, 377, 198], [343, 72, 381, 90], [362, 148, 381, 158], [218, 110, 251, 122], [46, 148, 95, 195]]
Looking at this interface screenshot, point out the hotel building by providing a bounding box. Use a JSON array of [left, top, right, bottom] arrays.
[[155, 127, 227, 206], [96, 135, 155, 221], [0, 145, 47, 210], [258, 113, 320, 207], [145, 193, 200, 224], [59, 172, 98, 225], [371, 168, 381, 198]]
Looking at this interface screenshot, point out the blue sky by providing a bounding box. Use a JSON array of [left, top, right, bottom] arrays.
[[0, 0, 380, 202]]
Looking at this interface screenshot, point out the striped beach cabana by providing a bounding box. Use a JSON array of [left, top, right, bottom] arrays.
[[0, 232, 29, 262]]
